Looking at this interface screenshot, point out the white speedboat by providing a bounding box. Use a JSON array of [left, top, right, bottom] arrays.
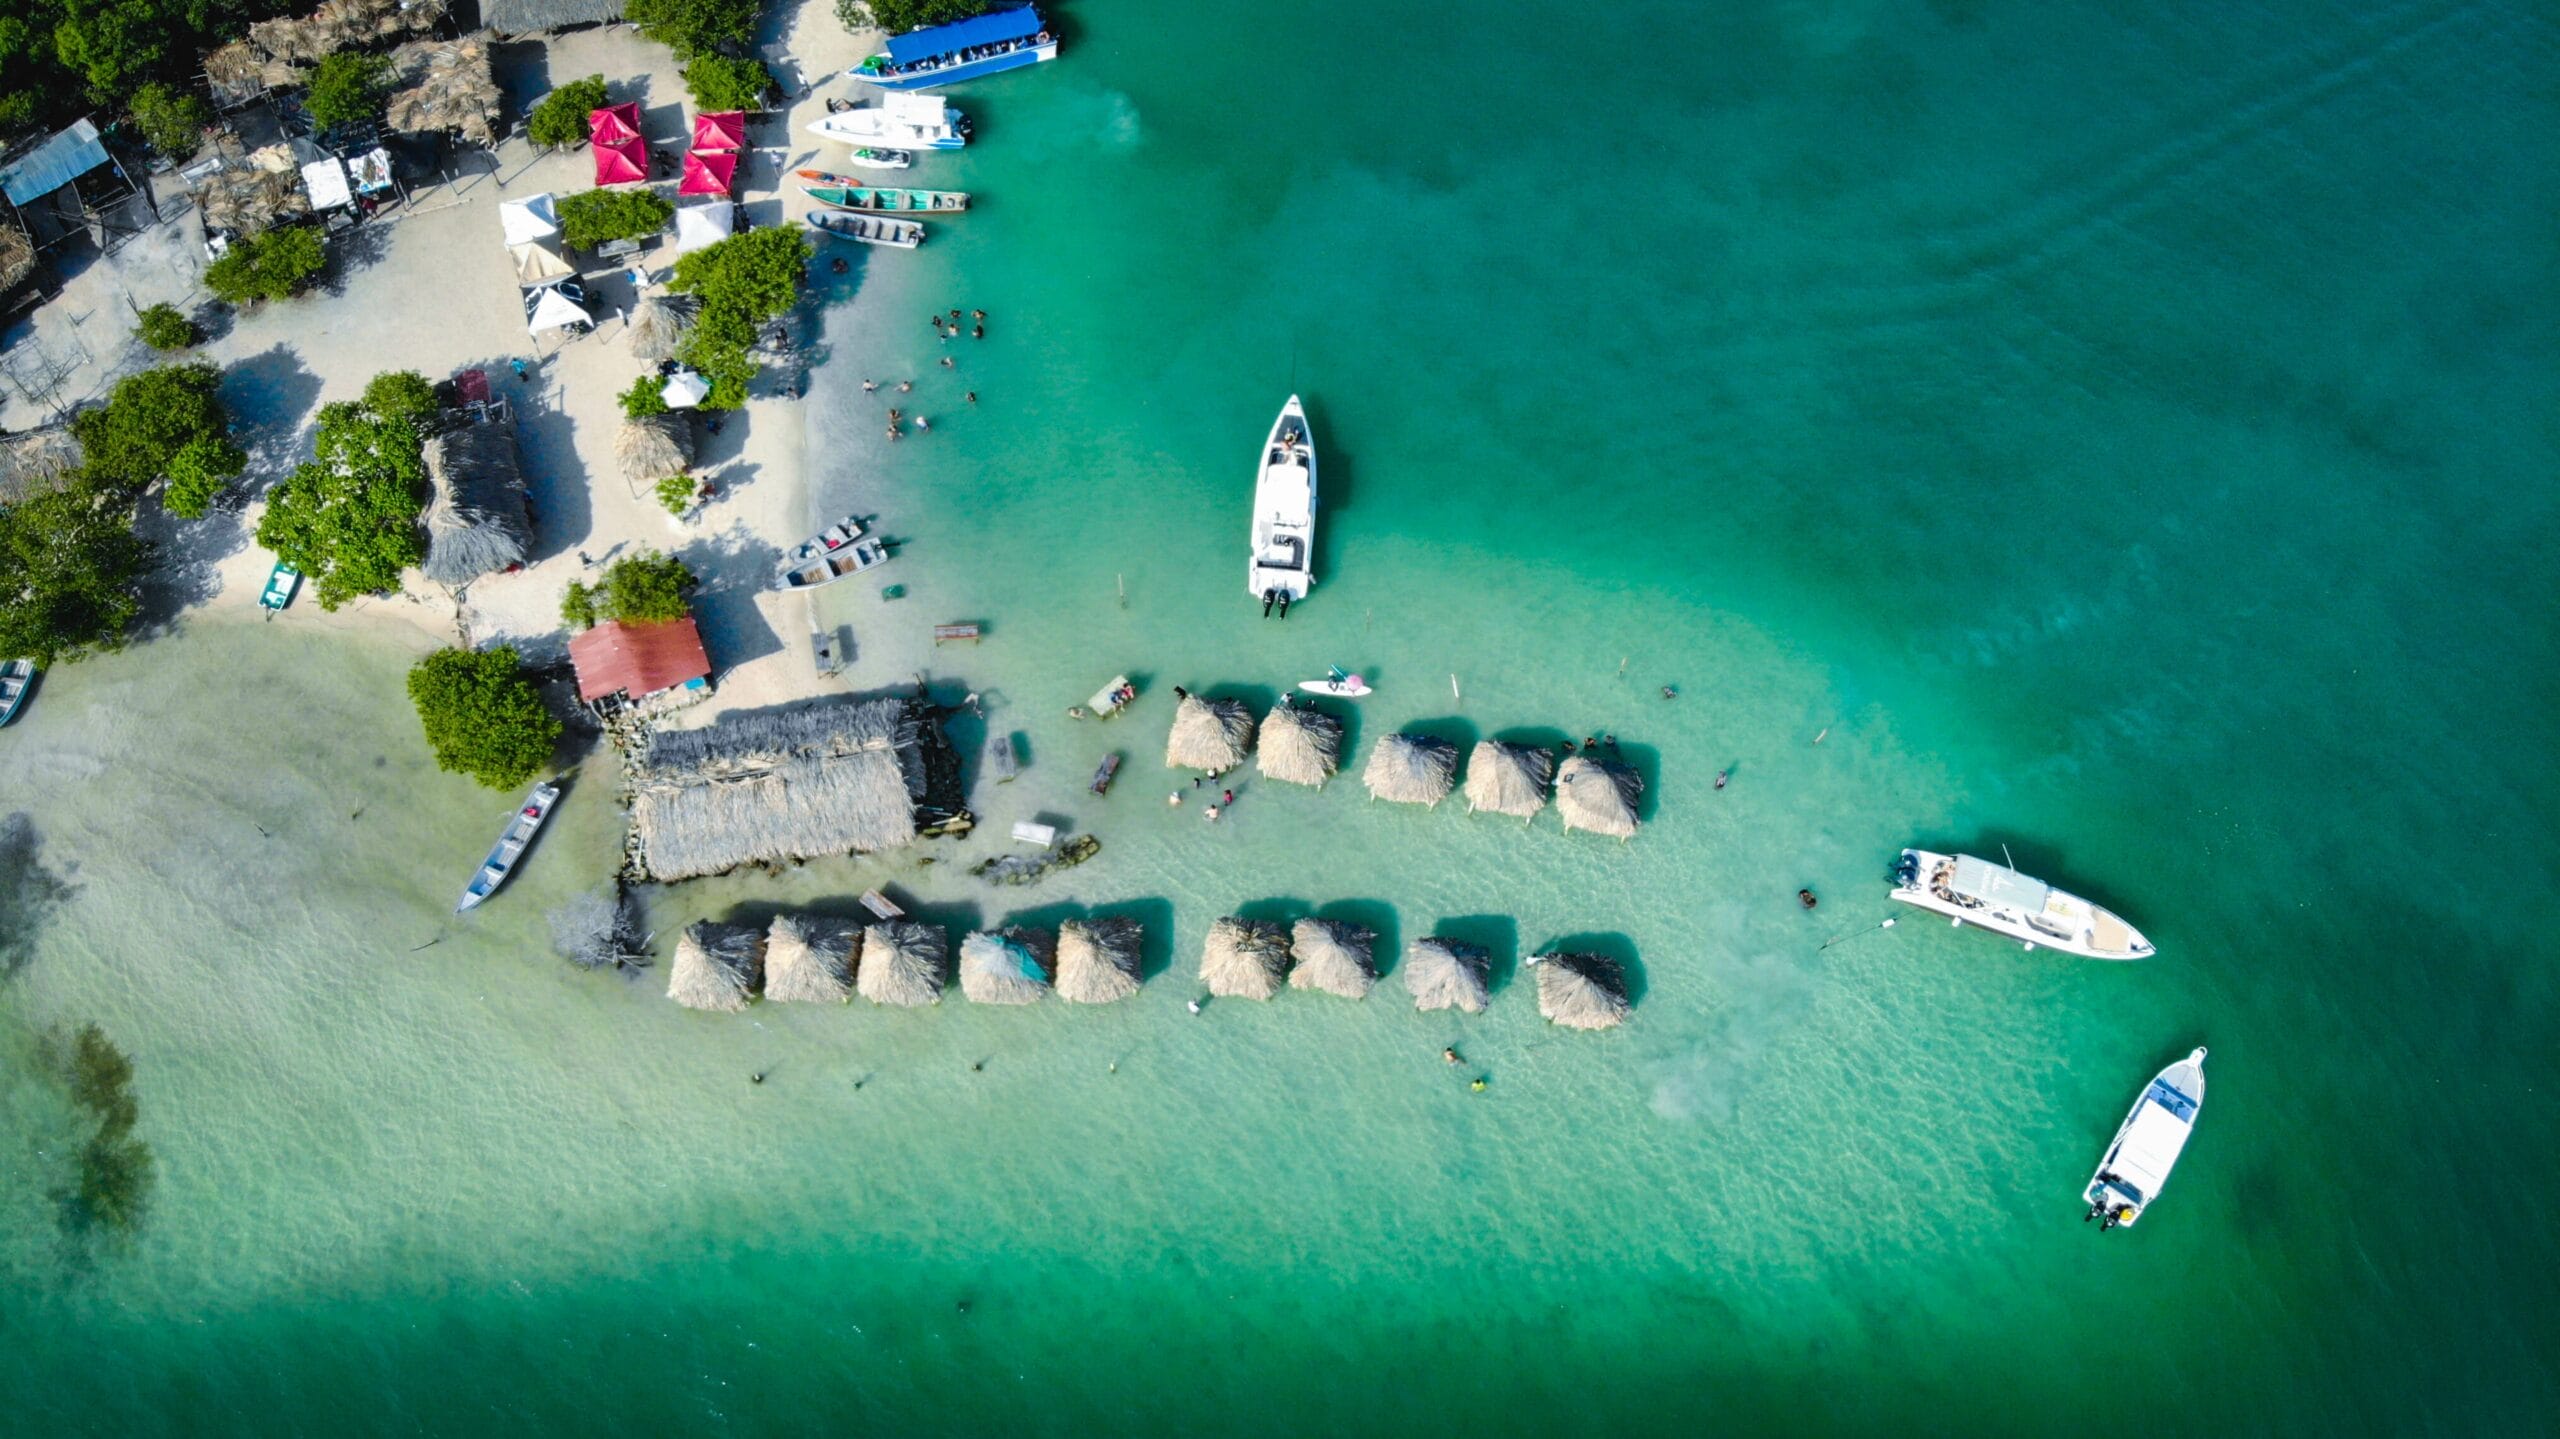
[[804, 94, 970, 151], [2083, 1047, 2207, 1230], [1889, 848, 2154, 959], [457, 781, 561, 912], [1249, 394, 1316, 613], [844, 148, 914, 171]]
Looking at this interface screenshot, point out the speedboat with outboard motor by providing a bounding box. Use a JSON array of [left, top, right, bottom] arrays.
[[1889, 848, 2154, 959], [806, 93, 971, 151], [1250, 395, 1316, 615], [2083, 1048, 2207, 1230]]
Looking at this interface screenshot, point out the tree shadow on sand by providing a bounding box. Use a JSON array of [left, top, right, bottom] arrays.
[[476, 355, 593, 564], [675, 524, 784, 670]]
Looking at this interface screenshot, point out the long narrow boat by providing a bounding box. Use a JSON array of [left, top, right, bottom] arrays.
[[1090, 752, 1123, 795], [1889, 848, 2154, 959], [2083, 1048, 2208, 1230], [849, 6, 1058, 90], [799, 183, 970, 214], [775, 514, 892, 590], [804, 211, 926, 250], [1248, 394, 1317, 612], [805, 94, 971, 151], [0, 659, 34, 727], [456, 781, 561, 913]]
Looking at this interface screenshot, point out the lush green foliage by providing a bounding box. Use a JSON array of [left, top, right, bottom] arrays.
[[254, 372, 435, 609], [127, 81, 211, 157], [656, 474, 697, 516], [843, 0, 993, 34], [0, 0, 295, 140], [407, 646, 560, 790], [303, 52, 389, 131], [558, 188, 673, 250], [683, 53, 770, 112], [668, 227, 811, 410], [0, 480, 149, 665], [559, 580, 597, 630], [526, 73, 609, 149], [132, 301, 200, 351], [161, 435, 249, 520], [619, 373, 671, 420], [69, 362, 238, 497], [627, 0, 760, 58], [597, 550, 696, 624], [203, 225, 328, 305]]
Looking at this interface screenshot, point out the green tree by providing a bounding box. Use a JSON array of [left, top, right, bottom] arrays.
[[526, 73, 608, 149], [161, 435, 248, 519], [655, 474, 696, 516], [593, 549, 695, 624], [203, 225, 328, 305], [683, 53, 769, 112], [52, 0, 180, 103], [669, 227, 810, 410], [627, 0, 759, 58], [559, 580, 596, 630], [69, 361, 239, 495], [845, 0, 994, 34], [407, 646, 560, 790], [0, 480, 149, 665], [557, 187, 674, 250], [619, 372, 670, 420], [254, 374, 436, 608], [127, 80, 210, 157], [303, 52, 388, 131], [361, 368, 440, 428], [132, 301, 199, 351]]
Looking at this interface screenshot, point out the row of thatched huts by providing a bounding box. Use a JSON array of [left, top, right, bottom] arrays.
[[1163, 692, 1646, 839]]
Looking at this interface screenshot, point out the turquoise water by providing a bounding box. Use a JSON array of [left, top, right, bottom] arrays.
[[5, 0, 2556, 1430]]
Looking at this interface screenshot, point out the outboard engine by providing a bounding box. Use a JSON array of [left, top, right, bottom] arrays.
[[1261, 589, 1276, 617], [1276, 592, 1291, 618]]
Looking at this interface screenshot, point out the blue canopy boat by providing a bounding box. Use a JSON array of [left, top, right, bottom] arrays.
[[849, 6, 1058, 90]]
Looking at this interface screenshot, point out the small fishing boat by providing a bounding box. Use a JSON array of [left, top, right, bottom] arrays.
[[799, 183, 970, 214], [804, 211, 926, 250], [1249, 394, 1317, 612], [849, 5, 1058, 90], [456, 781, 561, 912], [1889, 848, 2154, 959], [0, 659, 34, 727], [1085, 674, 1136, 717], [840, 148, 914, 171], [2084, 1048, 2208, 1230], [259, 561, 301, 613], [775, 515, 891, 590], [986, 732, 1019, 783], [1090, 752, 1123, 795], [1299, 666, 1369, 698], [805, 93, 970, 151]]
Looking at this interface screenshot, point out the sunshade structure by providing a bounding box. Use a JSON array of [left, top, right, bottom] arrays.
[[1256, 701, 1343, 788], [301, 158, 351, 210], [616, 412, 693, 485], [1404, 937, 1491, 1014], [1200, 917, 1291, 1001], [679, 150, 736, 197], [195, 166, 308, 234], [1529, 952, 1631, 1031], [1554, 756, 1643, 840], [624, 292, 698, 361], [691, 111, 747, 151], [594, 137, 647, 186], [764, 912, 861, 1003], [588, 102, 642, 146], [673, 201, 734, 252], [509, 238, 575, 284], [1288, 918, 1377, 1000], [419, 418, 532, 586], [1164, 692, 1255, 774], [626, 697, 952, 882], [661, 369, 712, 408], [1053, 917, 1143, 1004], [858, 921, 947, 1007], [383, 33, 503, 147], [497, 191, 559, 245], [568, 617, 710, 702], [1363, 733, 1459, 806], [1464, 740, 1555, 822], [959, 927, 1053, 1005], [524, 283, 590, 334], [668, 920, 763, 1012]]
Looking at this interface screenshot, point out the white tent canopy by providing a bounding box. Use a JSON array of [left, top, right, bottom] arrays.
[[525, 283, 590, 335], [509, 239, 575, 285], [349, 147, 393, 194], [301, 157, 351, 210], [499, 191, 560, 245], [661, 370, 712, 408], [673, 201, 734, 253]]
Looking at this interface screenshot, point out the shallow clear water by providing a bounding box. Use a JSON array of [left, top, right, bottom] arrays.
[[4, 0, 2555, 1430]]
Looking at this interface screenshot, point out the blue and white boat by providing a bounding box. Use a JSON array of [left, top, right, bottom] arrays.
[[0, 659, 34, 727], [2083, 1047, 2208, 1231], [806, 93, 970, 152], [849, 6, 1058, 90]]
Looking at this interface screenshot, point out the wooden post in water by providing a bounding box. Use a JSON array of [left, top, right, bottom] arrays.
[[1450, 673, 1461, 703]]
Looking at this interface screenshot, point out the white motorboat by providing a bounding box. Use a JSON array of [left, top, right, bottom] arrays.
[[804, 93, 970, 151], [1248, 394, 1316, 612], [457, 781, 561, 912], [1889, 848, 2154, 959], [2083, 1047, 2207, 1230], [844, 148, 914, 171], [775, 515, 891, 590]]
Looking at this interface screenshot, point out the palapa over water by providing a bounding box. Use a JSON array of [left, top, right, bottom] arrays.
[[1053, 916, 1144, 1004], [616, 412, 693, 485], [857, 921, 947, 1006], [1363, 732, 1459, 806], [1530, 951, 1630, 1031], [1200, 917, 1292, 1000], [763, 912, 861, 1003], [1555, 755, 1643, 840], [959, 927, 1054, 1005], [667, 920, 763, 1011], [1164, 691, 1255, 774], [1403, 937, 1490, 1014], [419, 417, 532, 586], [1465, 740, 1554, 821], [1256, 700, 1343, 788], [1288, 918, 1377, 999], [625, 293, 700, 363]]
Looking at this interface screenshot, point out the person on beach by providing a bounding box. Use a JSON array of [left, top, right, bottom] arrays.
[[862, 378, 878, 393], [1470, 1078, 1487, 1092], [915, 414, 930, 431], [971, 308, 986, 321], [1560, 740, 1576, 755], [510, 358, 528, 381], [1187, 998, 1203, 1014], [949, 308, 962, 320], [940, 356, 954, 368], [1221, 789, 1234, 806], [887, 424, 902, 441], [1662, 685, 1679, 699], [1583, 735, 1599, 750], [972, 324, 984, 339], [899, 379, 913, 392]]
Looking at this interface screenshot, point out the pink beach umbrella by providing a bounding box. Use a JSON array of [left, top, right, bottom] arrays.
[[690, 111, 747, 152], [679, 149, 737, 197], [594, 137, 648, 186], [587, 102, 642, 147]]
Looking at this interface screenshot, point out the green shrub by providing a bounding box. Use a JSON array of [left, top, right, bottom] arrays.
[[132, 302, 199, 351], [593, 550, 696, 624], [303, 52, 389, 132], [560, 580, 596, 631], [528, 74, 609, 149], [683, 53, 770, 112], [620, 373, 671, 419], [70, 362, 236, 494], [558, 188, 673, 250], [161, 435, 248, 519], [627, 0, 759, 58], [668, 227, 811, 410], [254, 372, 435, 608], [407, 646, 561, 790], [844, 0, 994, 33], [655, 474, 696, 516], [202, 226, 327, 305], [0, 481, 148, 666], [127, 82, 211, 158]]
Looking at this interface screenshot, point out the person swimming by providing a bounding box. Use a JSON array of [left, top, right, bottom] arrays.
[[1715, 769, 1729, 790], [1798, 889, 1818, 910], [1470, 1078, 1487, 1092], [1662, 685, 1678, 699], [1442, 1047, 1460, 1065]]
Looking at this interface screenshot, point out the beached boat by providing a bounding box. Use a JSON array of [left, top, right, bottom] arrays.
[[775, 515, 891, 590], [1249, 395, 1317, 611], [2084, 1048, 2208, 1230], [1300, 666, 1369, 698], [849, 5, 1058, 90], [986, 732, 1019, 783], [260, 561, 301, 613], [805, 93, 970, 151], [456, 781, 561, 912], [0, 659, 33, 727], [1085, 674, 1136, 717], [1090, 752, 1123, 795], [799, 183, 970, 214], [1889, 848, 2155, 959], [804, 212, 927, 250]]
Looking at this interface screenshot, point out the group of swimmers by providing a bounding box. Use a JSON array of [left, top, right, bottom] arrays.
[[860, 308, 990, 437], [1169, 779, 1240, 821]]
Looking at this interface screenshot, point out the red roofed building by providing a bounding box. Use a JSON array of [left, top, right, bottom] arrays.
[[569, 617, 712, 703]]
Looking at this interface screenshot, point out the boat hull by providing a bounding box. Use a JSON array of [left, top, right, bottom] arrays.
[[852, 41, 1057, 90], [1888, 848, 2153, 960], [0, 659, 33, 727]]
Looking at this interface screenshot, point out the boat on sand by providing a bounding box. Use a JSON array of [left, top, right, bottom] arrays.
[[457, 781, 560, 912], [1249, 395, 1316, 613], [1889, 848, 2154, 959], [0, 659, 33, 727], [775, 515, 891, 590], [2083, 1048, 2208, 1230]]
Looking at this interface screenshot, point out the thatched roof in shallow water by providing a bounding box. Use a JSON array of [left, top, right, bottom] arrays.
[[858, 921, 946, 1006], [1200, 917, 1290, 1001], [1363, 732, 1458, 806], [1054, 916, 1143, 1004], [1164, 692, 1254, 773], [1256, 701, 1342, 788], [1555, 755, 1642, 840], [763, 912, 859, 1003], [667, 920, 762, 1011], [1531, 951, 1629, 1031], [1465, 741, 1553, 821], [1287, 918, 1376, 999], [625, 292, 698, 362], [959, 927, 1053, 1005], [419, 418, 532, 586], [1404, 937, 1489, 1014], [628, 698, 938, 882], [617, 412, 692, 485]]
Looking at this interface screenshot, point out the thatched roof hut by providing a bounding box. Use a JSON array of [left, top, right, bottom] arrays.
[[205, 42, 292, 105], [1363, 732, 1459, 806], [384, 34, 503, 147], [763, 912, 860, 1003], [1257, 700, 1342, 788], [1404, 937, 1490, 1014], [195, 166, 308, 234], [1287, 918, 1376, 999], [857, 921, 946, 1006], [625, 292, 699, 362], [0, 225, 34, 294], [627, 697, 952, 882], [249, 0, 449, 63], [1464, 740, 1554, 821], [479, 0, 626, 34], [420, 418, 532, 586], [959, 927, 1054, 1005], [0, 426, 82, 507], [1555, 756, 1642, 840], [667, 920, 762, 1011], [1530, 951, 1630, 1031], [616, 412, 693, 485], [1200, 917, 1291, 1000], [1164, 692, 1255, 774], [1054, 916, 1143, 1004]]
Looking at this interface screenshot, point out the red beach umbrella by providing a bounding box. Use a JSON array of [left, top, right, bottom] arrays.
[[690, 111, 747, 152], [679, 149, 737, 197], [594, 137, 648, 186], [588, 102, 642, 146]]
